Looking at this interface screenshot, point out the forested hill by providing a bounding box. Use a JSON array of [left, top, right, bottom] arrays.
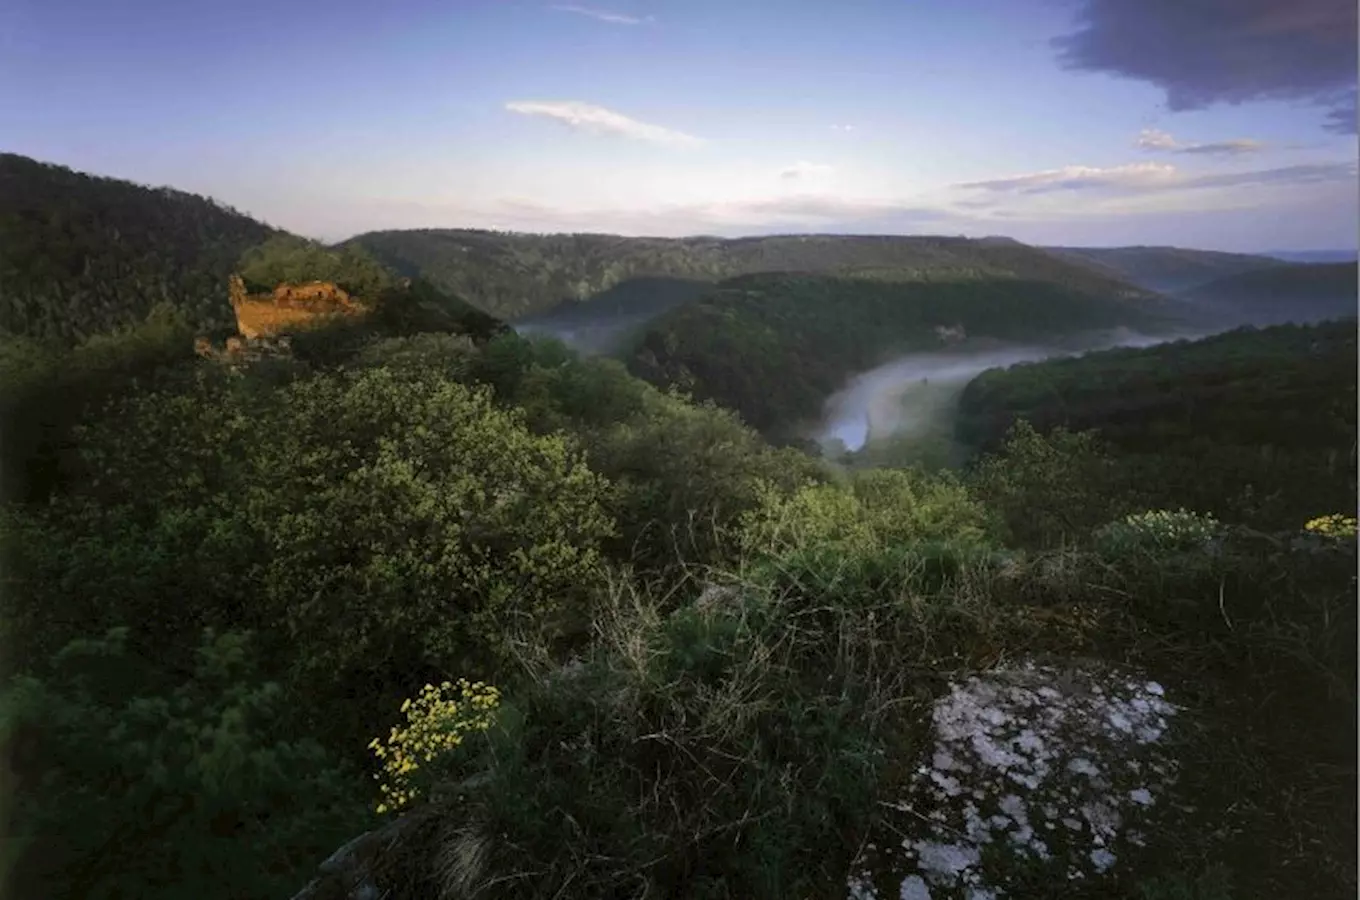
[[343, 229, 1165, 321], [1042, 245, 1284, 294], [0, 153, 279, 344], [625, 271, 1174, 440], [955, 318, 1358, 530], [1178, 261, 1358, 326]]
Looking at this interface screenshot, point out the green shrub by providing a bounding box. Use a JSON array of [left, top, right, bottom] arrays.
[[1094, 508, 1225, 558], [1, 628, 373, 900]]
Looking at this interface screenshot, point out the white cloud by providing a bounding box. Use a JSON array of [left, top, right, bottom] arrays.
[[778, 161, 835, 180], [830, 124, 856, 132], [1136, 128, 1265, 156], [956, 160, 1356, 198], [956, 162, 1178, 195], [504, 100, 704, 147], [549, 4, 650, 25]]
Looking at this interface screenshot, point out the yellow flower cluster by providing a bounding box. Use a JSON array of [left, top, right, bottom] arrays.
[[368, 678, 501, 814], [1304, 514, 1358, 540]]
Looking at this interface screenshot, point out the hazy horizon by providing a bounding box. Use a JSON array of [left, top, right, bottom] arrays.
[[4, 0, 1356, 251]]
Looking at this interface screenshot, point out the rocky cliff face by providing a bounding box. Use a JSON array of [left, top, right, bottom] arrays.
[[228, 274, 365, 339]]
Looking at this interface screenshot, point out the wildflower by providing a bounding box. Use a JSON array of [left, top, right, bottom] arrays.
[[367, 678, 501, 814], [1303, 514, 1358, 541]]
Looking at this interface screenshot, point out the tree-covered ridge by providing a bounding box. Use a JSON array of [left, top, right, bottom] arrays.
[[1178, 261, 1358, 326], [344, 228, 1166, 321], [0, 153, 279, 344], [956, 318, 1358, 531], [625, 272, 1172, 440], [1042, 244, 1285, 293]]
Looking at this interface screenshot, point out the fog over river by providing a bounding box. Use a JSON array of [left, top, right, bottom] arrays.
[[816, 327, 1206, 454]]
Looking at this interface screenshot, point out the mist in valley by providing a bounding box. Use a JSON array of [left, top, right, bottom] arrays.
[[813, 327, 1213, 463]]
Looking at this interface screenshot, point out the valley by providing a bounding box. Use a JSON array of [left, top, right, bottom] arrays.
[[0, 152, 1355, 900]]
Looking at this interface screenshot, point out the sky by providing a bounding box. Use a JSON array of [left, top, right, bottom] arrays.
[[2, 0, 1357, 251]]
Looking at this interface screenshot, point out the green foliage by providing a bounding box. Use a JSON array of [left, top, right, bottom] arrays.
[[968, 420, 1131, 549], [236, 234, 393, 299], [1, 627, 373, 900], [1094, 509, 1226, 558], [957, 320, 1358, 531], [0, 153, 275, 344], [2, 363, 616, 760], [0, 303, 199, 505], [739, 466, 999, 560], [1179, 262, 1358, 326], [1135, 865, 1234, 900]]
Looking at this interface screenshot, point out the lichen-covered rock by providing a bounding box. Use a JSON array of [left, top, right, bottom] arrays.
[[848, 661, 1181, 899]]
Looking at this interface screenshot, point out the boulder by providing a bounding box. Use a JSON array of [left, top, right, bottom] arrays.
[[847, 660, 1181, 899]]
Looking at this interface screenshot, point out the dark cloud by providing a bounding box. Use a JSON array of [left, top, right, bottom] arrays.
[[1053, 0, 1358, 130], [1322, 89, 1357, 133]]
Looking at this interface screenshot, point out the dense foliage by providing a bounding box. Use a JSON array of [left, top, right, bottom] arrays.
[[627, 272, 1170, 439], [957, 319, 1358, 535], [346, 229, 1163, 320], [0, 154, 276, 344]]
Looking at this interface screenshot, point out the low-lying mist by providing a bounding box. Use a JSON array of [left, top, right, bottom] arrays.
[[815, 327, 1210, 460]]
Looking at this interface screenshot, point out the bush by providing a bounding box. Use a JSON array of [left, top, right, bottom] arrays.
[[1093, 509, 1225, 558], [1, 628, 373, 900], [967, 420, 1133, 549]]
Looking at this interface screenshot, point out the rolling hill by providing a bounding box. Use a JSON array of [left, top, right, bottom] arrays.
[[1041, 245, 1285, 294], [0, 153, 280, 344], [1177, 262, 1357, 327], [344, 229, 1168, 322]]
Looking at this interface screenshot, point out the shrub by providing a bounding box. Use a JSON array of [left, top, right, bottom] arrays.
[[1303, 513, 1358, 541], [1094, 508, 1225, 558], [1, 628, 372, 900]]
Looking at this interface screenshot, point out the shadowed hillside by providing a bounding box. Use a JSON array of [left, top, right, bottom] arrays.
[[0, 153, 279, 344], [344, 229, 1166, 321], [1177, 261, 1357, 326], [1043, 245, 1284, 294]]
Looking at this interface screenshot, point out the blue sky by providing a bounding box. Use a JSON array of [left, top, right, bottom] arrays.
[[2, 0, 1356, 251]]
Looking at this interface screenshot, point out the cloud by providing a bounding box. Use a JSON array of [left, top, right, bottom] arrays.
[[1322, 88, 1357, 133], [956, 163, 1179, 195], [1135, 128, 1264, 155], [549, 4, 649, 25], [778, 161, 835, 180], [504, 100, 703, 147], [830, 124, 856, 132], [1179, 161, 1358, 188], [955, 159, 1357, 198], [1053, 0, 1358, 131]]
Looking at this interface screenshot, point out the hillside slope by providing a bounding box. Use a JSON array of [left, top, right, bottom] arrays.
[[344, 230, 1166, 321], [1043, 245, 1283, 293], [1178, 262, 1357, 326], [0, 153, 279, 343], [956, 318, 1358, 527], [626, 271, 1175, 439]]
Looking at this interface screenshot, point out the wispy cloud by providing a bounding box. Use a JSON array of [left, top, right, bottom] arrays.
[[549, 4, 650, 25], [778, 161, 835, 180], [504, 100, 703, 147], [830, 124, 856, 132], [1136, 128, 1264, 156], [956, 159, 1357, 197], [956, 162, 1178, 195]]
